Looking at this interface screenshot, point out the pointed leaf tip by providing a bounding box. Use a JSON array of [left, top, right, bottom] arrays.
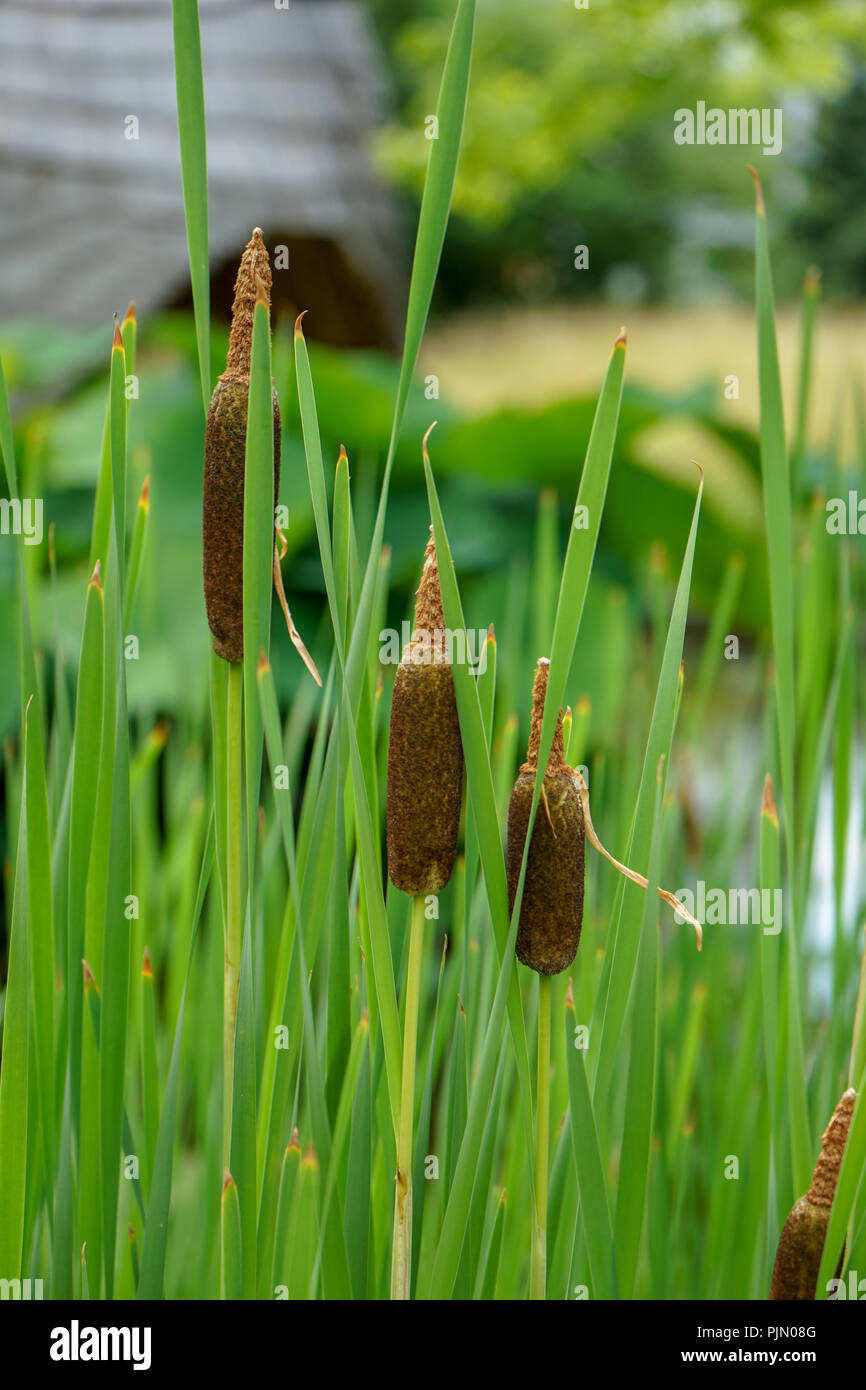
[[89, 559, 102, 591], [254, 273, 270, 309], [293, 309, 308, 339], [123, 300, 136, 324], [112, 318, 124, 351], [422, 420, 438, 460], [804, 265, 821, 294], [614, 326, 627, 349], [762, 772, 778, 826], [747, 165, 765, 214]]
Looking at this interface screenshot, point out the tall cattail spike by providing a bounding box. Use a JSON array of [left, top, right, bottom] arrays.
[[508, 660, 584, 975], [770, 1088, 858, 1299], [386, 530, 464, 896], [203, 229, 280, 663]]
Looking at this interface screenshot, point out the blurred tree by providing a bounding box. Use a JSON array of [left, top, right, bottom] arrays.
[[794, 71, 866, 296], [368, 0, 865, 304]]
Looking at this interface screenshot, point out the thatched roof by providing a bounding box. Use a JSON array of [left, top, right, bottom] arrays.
[[0, 0, 401, 344]]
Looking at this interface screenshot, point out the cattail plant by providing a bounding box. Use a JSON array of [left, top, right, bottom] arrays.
[[202, 230, 319, 1222], [508, 657, 702, 1299], [386, 528, 464, 1299], [507, 659, 584, 977], [202, 230, 279, 1208], [770, 1087, 857, 1300], [203, 227, 280, 665]]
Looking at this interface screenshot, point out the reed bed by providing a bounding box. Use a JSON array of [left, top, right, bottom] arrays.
[[0, 0, 864, 1302]]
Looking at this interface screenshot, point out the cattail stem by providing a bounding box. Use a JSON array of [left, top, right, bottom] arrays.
[[390, 893, 426, 1300], [531, 973, 551, 1300], [223, 662, 244, 1166]]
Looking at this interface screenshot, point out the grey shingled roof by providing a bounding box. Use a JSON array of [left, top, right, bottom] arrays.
[[0, 0, 399, 330]]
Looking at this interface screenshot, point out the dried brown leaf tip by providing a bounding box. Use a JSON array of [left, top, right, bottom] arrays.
[[770, 1087, 857, 1300], [202, 228, 280, 663], [507, 658, 584, 976], [386, 529, 464, 896]]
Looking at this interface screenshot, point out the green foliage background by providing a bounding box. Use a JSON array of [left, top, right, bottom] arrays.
[[371, 0, 866, 304]]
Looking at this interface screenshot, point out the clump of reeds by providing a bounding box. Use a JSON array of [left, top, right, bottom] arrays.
[[202, 227, 280, 663], [770, 1087, 857, 1300]]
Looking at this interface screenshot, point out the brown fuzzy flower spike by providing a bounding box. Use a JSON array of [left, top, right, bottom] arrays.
[[203, 228, 281, 663], [770, 1088, 857, 1300], [386, 530, 464, 896], [507, 658, 584, 976]]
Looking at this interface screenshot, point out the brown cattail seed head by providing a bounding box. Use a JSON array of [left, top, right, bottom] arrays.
[[507, 659, 584, 976], [203, 228, 280, 663], [769, 1087, 856, 1300], [386, 531, 464, 896]]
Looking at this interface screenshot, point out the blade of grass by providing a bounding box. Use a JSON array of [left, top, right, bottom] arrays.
[[171, 0, 210, 414], [791, 266, 821, 492], [293, 323, 402, 1132], [564, 984, 618, 1299], [0, 353, 18, 496], [228, 913, 257, 1299], [0, 798, 29, 1279], [242, 294, 277, 885], [534, 332, 626, 816], [423, 441, 533, 1161], [98, 419, 133, 1300], [124, 475, 150, 627], [748, 167, 814, 1187], [613, 763, 664, 1298], [220, 1172, 243, 1302], [23, 689, 56, 1218], [750, 168, 796, 876], [137, 817, 213, 1298], [593, 474, 703, 1103], [342, 0, 476, 716]]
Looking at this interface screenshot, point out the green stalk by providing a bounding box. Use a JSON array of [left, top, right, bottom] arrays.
[[791, 266, 820, 492], [223, 661, 243, 1164], [531, 974, 551, 1299], [391, 893, 426, 1299]]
